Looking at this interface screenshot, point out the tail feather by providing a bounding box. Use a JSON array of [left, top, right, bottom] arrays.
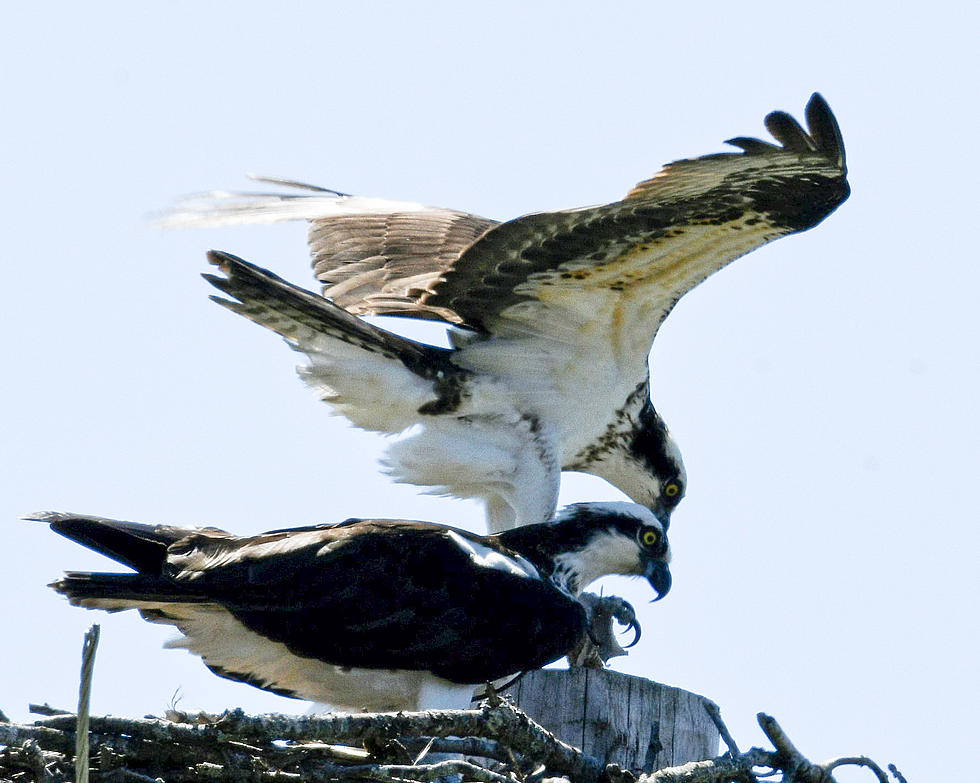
[[26, 512, 190, 574], [204, 250, 457, 382], [51, 571, 205, 610], [29, 512, 212, 610]]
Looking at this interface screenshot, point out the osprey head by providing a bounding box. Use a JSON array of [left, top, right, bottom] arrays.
[[628, 401, 686, 528], [577, 398, 686, 530], [496, 502, 671, 600]]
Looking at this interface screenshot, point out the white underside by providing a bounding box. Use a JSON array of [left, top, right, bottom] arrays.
[[284, 329, 565, 531], [76, 597, 484, 712]]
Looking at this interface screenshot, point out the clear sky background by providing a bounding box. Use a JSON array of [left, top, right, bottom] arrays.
[[2, 4, 977, 781]]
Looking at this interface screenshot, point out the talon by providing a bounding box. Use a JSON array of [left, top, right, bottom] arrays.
[[624, 619, 642, 648]]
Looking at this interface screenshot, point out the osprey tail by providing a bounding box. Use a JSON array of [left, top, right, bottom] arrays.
[[204, 251, 467, 433], [204, 250, 439, 367], [28, 512, 205, 610]]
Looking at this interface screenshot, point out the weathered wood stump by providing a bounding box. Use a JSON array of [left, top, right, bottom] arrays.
[[510, 669, 719, 774]]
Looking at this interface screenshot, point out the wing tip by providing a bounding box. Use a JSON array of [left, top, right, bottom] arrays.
[[245, 173, 351, 197], [206, 248, 245, 273], [23, 511, 72, 524], [719, 92, 845, 173], [805, 91, 847, 172]]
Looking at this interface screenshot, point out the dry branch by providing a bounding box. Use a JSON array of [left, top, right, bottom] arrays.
[[0, 703, 904, 783]]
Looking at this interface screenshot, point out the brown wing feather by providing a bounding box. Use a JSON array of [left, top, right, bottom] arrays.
[[421, 93, 848, 333], [309, 211, 498, 322]]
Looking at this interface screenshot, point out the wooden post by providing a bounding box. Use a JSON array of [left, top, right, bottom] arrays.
[[510, 669, 719, 774]]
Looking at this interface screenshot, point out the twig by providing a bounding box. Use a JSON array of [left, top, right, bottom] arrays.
[[823, 756, 889, 783], [888, 763, 908, 783], [758, 713, 833, 783], [76, 625, 100, 783], [401, 736, 517, 765], [214, 701, 602, 783], [341, 759, 515, 783], [0, 723, 77, 754], [3, 702, 897, 783], [10, 738, 56, 783], [642, 747, 772, 782], [30, 704, 73, 717], [701, 701, 739, 757], [411, 737, 437, 765]]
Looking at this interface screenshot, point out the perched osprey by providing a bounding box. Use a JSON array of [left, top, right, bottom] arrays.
[[172, 94, 849, 532], [35, 502, 670, 712]]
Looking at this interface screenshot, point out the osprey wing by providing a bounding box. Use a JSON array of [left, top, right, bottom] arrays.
[[174, 520, 583, 683], [424, 93, 848, 345], [162, 176, 498, 323], [308, 209, 498, 322], [43, 514, 583, 686]]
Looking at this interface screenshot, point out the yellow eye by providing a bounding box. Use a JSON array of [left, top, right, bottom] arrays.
[[641, 530, 659, 547], [664, 483, 680, 498]]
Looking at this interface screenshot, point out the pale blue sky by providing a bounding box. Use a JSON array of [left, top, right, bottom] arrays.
[[2, 4, 977, 781]]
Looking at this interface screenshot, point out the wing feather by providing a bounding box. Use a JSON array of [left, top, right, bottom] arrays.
[[161, 176, 497, 323], [162, 521, 580, 682], [422, 93, 848, 337], [162, 94, 847, 350], [307, 211, 498, 321], [764, 110, 817, 152]]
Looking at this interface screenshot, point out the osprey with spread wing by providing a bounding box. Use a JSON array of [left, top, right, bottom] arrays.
[[36, 502, 670, 712], [171, 94, 849, 532]]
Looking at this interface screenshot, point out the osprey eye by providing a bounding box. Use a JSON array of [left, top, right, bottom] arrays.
[[664, 482, 680, 499], [641, 529, 659, 547]]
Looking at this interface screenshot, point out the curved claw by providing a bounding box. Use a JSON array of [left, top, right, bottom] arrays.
[[607, 597, 641, 648], [622, 618, 642, 648]]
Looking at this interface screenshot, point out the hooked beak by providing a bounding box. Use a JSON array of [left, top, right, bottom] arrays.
[[650, 501, 672, 532], [645, 559, 672, 601]]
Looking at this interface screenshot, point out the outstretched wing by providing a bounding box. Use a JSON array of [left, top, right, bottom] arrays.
[[163, 94, 847, 354], [424, 93, 848, 336], [163, 177, 497, 323]]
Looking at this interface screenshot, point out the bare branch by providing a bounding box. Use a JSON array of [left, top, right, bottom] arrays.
[[888, 763, 909, 783], [342, 759, 515, 783], [30, 704, 73, 717], [701, 701, 739, 757], [822, 756, 889, 783], [758, 713, 834, 783], [76, 624, 101, 783], [401, 736, 518, 765], [2, 704, 899, 783], [641, 747, 771, 782]]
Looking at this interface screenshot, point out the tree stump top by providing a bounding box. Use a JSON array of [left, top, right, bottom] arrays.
[[510, 668, 719, 774]]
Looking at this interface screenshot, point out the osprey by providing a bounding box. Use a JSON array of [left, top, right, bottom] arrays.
[[35, 502, 670, 712], [173, 94, 849, 531]]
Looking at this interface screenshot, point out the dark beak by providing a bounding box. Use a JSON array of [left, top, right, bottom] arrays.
[[649, 501, 672, 532], [645, 559, 672, 601]]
